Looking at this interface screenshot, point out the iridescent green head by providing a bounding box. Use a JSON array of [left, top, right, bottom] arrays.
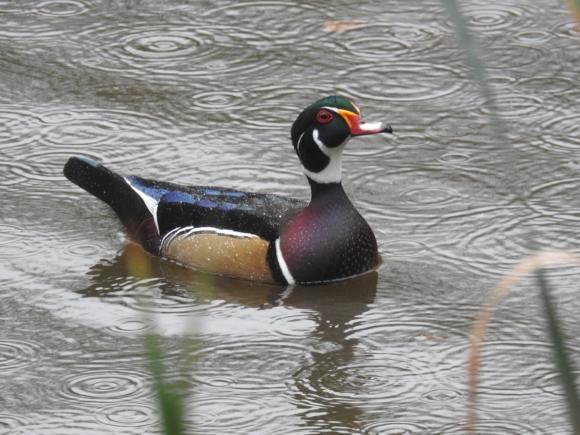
[[290, 96, 392, 184]]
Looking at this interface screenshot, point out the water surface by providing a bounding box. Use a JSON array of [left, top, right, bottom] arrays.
[[1, 0, 580, 433]]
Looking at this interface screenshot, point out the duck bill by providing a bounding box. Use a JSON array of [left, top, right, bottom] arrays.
[[338, 109, 393, 136]]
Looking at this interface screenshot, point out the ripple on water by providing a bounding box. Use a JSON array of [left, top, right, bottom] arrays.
[[362, 421, 429, 435], [518, 75, 577, 96], [338, 62, 465, 103], [437, 419, 551, 435], [56, 368, 151, 404], [437, 152, 472, 164], [192, 340, 308, 393], [2, 106, 177, 180], [201, 1, 320, 45], [513, 29, 554, 44], [399, 186, 462, 207], [352, 169, 465, 215], [537, 112, 580, 151], [419, 388, 462, 403], [63, 240, 109, 258], [9, 109, 180, 183], [293, 356, 425, 410], [33, 0, 89, 16], [95, 403, 159, 428], [553, 20, 580, 40], [80, 23, 272, 80], [0, 414, 32, 435], [451, 1, 538, 34], [483, 44, 548, 71], [487, 75, 517, 89], [379, 240, 427, 258], [428, 206, 537, 277], [185, 394, 289, 433], [0, 339, 42, 374], [478, 93, 543, 120], [40, 107, 173, 148], [0, 224, 58, 261], [189, 90, 248, 112], [0, 108, 43, 150], [335, 22, 442, 60], [526, 177, 580, 221], [103, 317, 155, 336]]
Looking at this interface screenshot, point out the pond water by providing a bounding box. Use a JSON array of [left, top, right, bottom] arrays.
[[1, 0, 580, 433]]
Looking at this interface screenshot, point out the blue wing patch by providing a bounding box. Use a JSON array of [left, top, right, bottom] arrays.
[[162, 191, 196, 204], [126, 176, 169, 201]]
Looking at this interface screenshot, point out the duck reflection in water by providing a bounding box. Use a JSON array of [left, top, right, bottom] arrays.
[[76, 242, 378, 431]]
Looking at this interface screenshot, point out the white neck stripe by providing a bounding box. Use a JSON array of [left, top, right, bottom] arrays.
[[296, 131, 305, 153], [275, 238, 295, 285], [302, 130, 348, 184]]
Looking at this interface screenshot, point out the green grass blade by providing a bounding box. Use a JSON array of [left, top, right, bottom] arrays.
[[145, 333, 185, 435], [568, 0, 580, 21], [536, 269, 580, 433]]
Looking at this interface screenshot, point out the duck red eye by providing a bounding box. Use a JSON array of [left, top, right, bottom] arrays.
[[317, 110, 333, 123]]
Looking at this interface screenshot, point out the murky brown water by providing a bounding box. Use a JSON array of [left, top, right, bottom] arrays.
[[1, 0, 580, 433]]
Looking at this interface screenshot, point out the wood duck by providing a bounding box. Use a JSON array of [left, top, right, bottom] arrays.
[[64, 96, 392, 285]]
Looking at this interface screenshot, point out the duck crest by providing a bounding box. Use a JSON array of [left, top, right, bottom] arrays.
[[64, 96, 392, 285]]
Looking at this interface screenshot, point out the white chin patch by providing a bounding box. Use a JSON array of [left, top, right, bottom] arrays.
[[302, 129, 349, 184]]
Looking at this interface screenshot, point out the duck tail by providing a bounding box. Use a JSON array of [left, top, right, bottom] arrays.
[[63, 156, 160, 253]]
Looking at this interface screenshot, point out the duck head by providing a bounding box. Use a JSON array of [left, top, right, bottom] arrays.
[[291, 96, 392, 184]]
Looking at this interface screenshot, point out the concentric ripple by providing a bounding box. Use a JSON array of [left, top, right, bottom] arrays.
[[438, 152, 472, 164], [352, 169, 465, 216], [56, 368, 151, 404], [103, 317, 155, 336], [437, 419, 551, 435], [185, 394, 290, 432], [189, 90, 247, 112], [518, 75, 576, 96], [40, 108, 172, 149], [483, 44, 548, 71], [63, 240, 108, 258], [479, 94, 543, 119], [95, 403, 159, 428], [428, 206, 540, 277], [0, 108, 43, 149], [336, 22, 442, 60], [192, 340, 308, 392], [1, 106, 181, 183], [33, 0, 89, 16], [80, 24, 272, 79], [452, 2, 536, 33], [419, 388, 462, 403], [553, 20, 580, 40], [292, 352, 431, 410], [0, 339, 42, 374], [1, 106, 177, 183], [0, 225, 57, 260], [399, 187, 462, 207], [123, 33, 202, 60], [338, 63, 465, 103], [538, 112, 580, 150], [526, 177, 580, 221], [0, 414, 31, 435], [362, 421, 429, 434], [380, 240, 427, 258], [200, 1, 321, 45], [513, 29, 553, 44]]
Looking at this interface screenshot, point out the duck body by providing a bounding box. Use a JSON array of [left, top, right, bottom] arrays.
[[64, 96, 392, 285]]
